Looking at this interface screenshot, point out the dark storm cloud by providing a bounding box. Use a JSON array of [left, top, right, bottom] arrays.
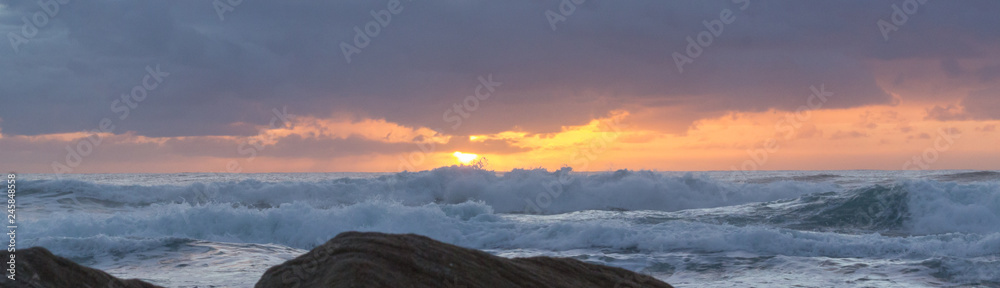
[[2, 0, 1000, 138]]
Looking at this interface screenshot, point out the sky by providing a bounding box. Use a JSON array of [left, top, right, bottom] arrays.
[[1, 0, 999, 173]]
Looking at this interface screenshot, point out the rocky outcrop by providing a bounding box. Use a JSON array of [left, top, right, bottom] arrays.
[[255, 231, 673, 288], [0, 233, 673, 288], [0, 247, 162, 288]]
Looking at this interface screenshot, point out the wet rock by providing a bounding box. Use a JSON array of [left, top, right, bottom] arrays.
[[256, 231, 672, 288], [1, 247, 162, 288]]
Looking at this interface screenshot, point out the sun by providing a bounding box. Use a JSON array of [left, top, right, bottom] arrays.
[[453, 151, 478, 165]]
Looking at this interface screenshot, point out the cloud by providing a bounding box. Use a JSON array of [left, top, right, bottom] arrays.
[[794, 123, 823, 139], [977, 124, 997, 133], [925, 104, 970, 121], [925, 88, 1000, 121], [829, 130, 867, 140], [11, 0, 1000, 138], [0, 113, 532, 172], [3, 0, 1000, 172]]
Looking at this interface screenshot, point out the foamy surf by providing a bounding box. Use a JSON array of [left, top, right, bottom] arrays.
[[17, 168, 1000, 287]]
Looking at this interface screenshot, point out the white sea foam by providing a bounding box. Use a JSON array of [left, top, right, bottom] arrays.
[[20, 167, 838, 214], [16, 169, 1000, 287], [903, 180, 1000, 235], [22, 199, 1000, 259]]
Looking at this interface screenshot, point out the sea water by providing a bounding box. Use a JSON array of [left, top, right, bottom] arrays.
[[16, 168, 1000, 287]]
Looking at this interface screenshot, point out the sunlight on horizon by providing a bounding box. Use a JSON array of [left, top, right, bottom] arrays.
[[453, 151, 478, 165]]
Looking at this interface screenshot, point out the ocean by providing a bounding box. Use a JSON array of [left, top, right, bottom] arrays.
[[15, 168, 1000, 287]]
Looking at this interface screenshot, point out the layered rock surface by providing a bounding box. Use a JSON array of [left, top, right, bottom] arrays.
[[0, 247, 162, 288], [255, 231, 673, 288], [1, 232, 674, 288]]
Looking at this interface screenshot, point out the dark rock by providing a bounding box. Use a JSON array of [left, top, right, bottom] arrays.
[[0, 247, 162, 288], [256, 231, 673, 288]]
